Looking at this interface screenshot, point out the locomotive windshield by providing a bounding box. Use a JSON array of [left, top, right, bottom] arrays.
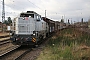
[[20, 13, 34, 18]]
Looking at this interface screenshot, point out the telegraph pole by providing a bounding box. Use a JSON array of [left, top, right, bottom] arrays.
[[45, 10, 48, 37], [2, 0, 5, 32]]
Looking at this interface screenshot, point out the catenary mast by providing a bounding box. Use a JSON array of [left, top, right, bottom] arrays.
[[2, 0, 5, 32], [2, 0, 5, 23]]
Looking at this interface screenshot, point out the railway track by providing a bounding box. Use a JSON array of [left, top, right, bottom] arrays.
[[0, 35, 10, 38], [0, 37, 50, 60], [0, 46, 32, 60], [0, 34, 10, 46], [0, 34, 10, 45], [0, 45, 20, 57], [0, 39, 10, 45], [15, 48, 32, 60], [0, 32, 53, 60], [0, 34, 22, 60]]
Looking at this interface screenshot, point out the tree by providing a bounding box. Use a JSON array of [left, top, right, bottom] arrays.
[[3, 20, 9, 25], [3, 17, 12, 25], [8, 17, 12, 25]]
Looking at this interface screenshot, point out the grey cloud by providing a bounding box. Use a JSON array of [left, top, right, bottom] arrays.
[[0, 0, 90, 22], [5, 0, 37, 11]]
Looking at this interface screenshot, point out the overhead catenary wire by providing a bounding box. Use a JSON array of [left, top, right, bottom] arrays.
[[1, 0, 64, 20], [27, 0, 44, 11], [4, 0, 44, 14], [3, 1, 26, 18]]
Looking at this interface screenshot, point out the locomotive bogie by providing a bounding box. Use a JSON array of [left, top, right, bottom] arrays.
[[11, 34, 37, 45]]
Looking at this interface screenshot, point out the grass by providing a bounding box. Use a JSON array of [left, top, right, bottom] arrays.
[[36, 28, 90, 60]]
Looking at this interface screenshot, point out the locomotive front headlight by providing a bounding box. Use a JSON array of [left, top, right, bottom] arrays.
[[16, 38, 18, 40], [16, 38, 20, 40], [23, 17, 25, 20], [33, 33, 35, 36]]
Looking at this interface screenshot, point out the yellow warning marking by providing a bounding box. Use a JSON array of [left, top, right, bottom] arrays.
[[32, 38, 36, 42]]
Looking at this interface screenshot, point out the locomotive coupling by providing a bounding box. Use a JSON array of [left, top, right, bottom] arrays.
[[32, 38, 36, 42]]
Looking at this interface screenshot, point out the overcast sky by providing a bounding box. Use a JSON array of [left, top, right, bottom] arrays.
[[0, 0, 90, 23]]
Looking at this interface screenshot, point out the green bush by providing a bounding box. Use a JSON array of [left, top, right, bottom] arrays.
[[37, 28, 90, 60]]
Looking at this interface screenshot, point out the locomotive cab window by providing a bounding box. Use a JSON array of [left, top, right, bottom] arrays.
[[36, 16, 41, 21], [20, 13, 34, 18]]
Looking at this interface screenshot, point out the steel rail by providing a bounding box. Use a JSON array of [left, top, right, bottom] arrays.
[[0, 40, 10, 45], [0, 39, 10, 45], [0, 35, 10, 38]]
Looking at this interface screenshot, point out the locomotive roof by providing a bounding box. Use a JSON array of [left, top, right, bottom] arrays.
[[20, 11, 40, 15], [19, 11, 41, 17]]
